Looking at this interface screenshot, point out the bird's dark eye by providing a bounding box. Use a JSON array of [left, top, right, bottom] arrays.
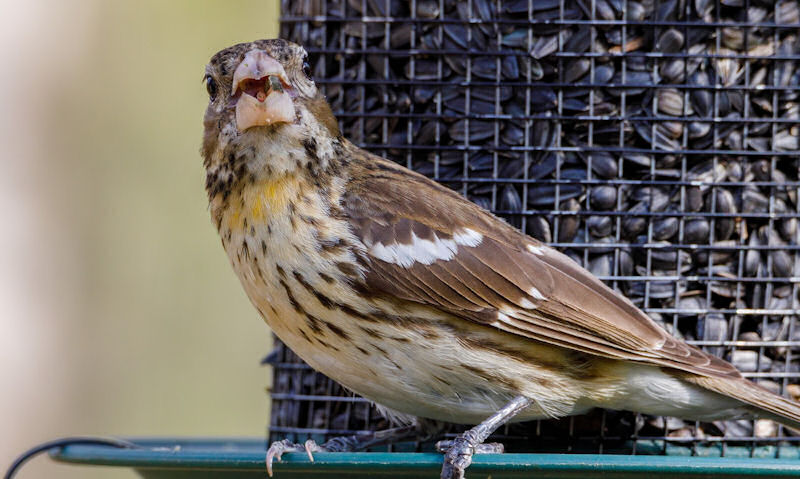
[[302, 60, 313, 80], [205, 75, 218, 100]]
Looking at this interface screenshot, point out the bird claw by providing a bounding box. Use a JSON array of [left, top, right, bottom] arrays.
[[266, 439, 324, 477], [436, 436, 504, 479], [304, 439, 323, 460], [265, 428, 419, 476]]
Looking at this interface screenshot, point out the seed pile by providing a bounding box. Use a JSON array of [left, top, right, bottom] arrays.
[[271, 0, 800, 451]]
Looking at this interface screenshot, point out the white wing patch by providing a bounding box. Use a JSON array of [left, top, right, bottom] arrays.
[[519, 298, 538, 309], [369, 228, 483, 268], [528, 287, 546, 301], [526, 244, 544, 255], [453, 228, 483, 247]]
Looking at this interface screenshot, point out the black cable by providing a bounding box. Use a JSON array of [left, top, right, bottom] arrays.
[[4, 437, 139, 479]]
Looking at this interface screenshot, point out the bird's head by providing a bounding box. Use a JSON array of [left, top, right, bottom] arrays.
[[201, 39, 340, 196]]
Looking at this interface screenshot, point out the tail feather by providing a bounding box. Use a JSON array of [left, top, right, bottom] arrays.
[[688, 375, 800, 431]]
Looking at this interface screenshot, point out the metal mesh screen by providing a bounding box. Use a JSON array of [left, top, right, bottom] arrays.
[[270, 0, 800, 456]]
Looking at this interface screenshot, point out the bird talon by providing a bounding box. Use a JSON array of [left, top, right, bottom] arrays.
[[437, 436, 506, 479], [474, 442, 504, 454], [439, 436, 475, 479], [266, 439, 308, 477], [303, 439, 321, 462]]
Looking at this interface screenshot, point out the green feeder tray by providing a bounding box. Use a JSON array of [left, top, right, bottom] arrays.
[[48, 437, 800, 478]]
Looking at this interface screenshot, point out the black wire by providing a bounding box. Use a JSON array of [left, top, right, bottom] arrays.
[[4, 437, 139, 479]]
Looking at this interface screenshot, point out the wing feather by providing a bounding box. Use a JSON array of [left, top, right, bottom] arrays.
[[343, 154, 741, 379]]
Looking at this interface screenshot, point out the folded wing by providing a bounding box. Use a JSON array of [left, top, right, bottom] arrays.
[[343, 153, 740, 380]]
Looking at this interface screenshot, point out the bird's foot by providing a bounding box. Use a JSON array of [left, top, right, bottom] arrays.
[[265, 438, 324, 477], [266, 426, 418, 476], [436, 432, 504, 479], [434, 397, 531, 478]]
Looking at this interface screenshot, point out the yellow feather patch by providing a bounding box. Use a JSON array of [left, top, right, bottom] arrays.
[[250, 173, 298, 220], [228, 209, 241, 228], [222, 173, 302, 232]]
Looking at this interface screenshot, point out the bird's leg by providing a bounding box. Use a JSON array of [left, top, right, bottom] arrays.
[[266, 425, 419, 476], [436, 396, 533, 479]]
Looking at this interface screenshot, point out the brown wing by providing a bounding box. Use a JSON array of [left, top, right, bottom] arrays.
[[343, 151, 740, 379]]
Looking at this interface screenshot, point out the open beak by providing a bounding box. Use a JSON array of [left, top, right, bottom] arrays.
[[232, 49, 296, 131]]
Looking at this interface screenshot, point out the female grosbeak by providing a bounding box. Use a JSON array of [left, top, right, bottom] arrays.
[[202, 39, 800, 479]]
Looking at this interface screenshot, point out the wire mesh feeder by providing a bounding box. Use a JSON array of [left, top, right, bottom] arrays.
[[269, 0, 800, 457]]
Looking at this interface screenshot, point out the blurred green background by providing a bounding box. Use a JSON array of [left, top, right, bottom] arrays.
[[1, 1, 280, 477]]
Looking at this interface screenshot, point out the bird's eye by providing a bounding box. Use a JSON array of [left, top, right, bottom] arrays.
[[205, 75, 218, 100], [302, 60, 313, 80]]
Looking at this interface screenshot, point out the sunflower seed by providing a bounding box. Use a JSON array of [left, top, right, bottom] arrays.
[[711, 188, 736, 241], [527, 215, 552, 243], [657, 88, 685, 116], [590, 185, 618, 210], [653, 215, 679, 240], [731, 350, 773, 372], [658, 29, 684, 53], [588, 215, 614, 237], [698, 313, 728, 356]]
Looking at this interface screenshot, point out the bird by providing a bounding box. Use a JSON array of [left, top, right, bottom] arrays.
[[202, 39, 800, 479]]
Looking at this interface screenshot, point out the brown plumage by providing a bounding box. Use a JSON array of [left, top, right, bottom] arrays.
[[343, 155, 740, 376], [202, 39, 800, 477]]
